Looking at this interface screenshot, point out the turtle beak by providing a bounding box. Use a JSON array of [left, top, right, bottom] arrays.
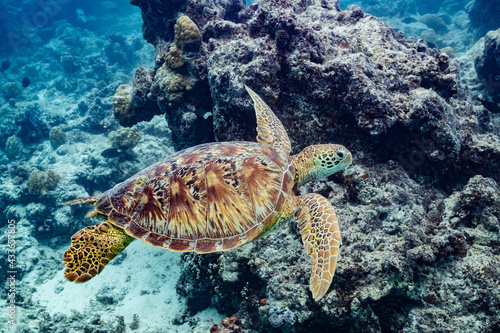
[[342, 151, 352, 167]]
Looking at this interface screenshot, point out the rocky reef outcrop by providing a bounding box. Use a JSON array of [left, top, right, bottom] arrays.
[[122, 0, 497, 182], [467, 0, 500, 38], [475, 28, 500, 97], [118, 0, 500, 332]]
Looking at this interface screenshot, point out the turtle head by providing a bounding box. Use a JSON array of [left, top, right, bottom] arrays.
[[292, 144, 352, 187]]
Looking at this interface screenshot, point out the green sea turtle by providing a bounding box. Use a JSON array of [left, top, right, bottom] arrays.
[[63, 86, 352, 300]]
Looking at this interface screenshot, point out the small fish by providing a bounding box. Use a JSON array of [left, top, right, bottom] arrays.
[[426, 41, 438, 49], [477, 97, 500, 114], [402, 17, 417, 24], [76, 8, 87, 23], [1, 60, 11, 72], [101, 148, 120, 158], [101, 148, 136, 160], [87, 124, 110, 134], [22, 77, 30, 88]]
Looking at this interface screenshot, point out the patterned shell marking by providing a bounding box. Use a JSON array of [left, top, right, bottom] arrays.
[[93, 141, 295, 253]]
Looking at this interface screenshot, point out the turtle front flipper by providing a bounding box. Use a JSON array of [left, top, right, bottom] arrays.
[[245, 85, 291, 153], [287, 193, 342, 300], [63, 194, 104, 205], [63, 222, 134, 283]]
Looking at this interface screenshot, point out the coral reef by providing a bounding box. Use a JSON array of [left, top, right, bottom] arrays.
[[27, 169, 63, 196], [49, 126, 67, 149], [210, 316, 242, 333], [420, 14, 447, 34], [0, 0, 498, 332], [467, 0, 500, 37], [108, 127, 141, 150], [156, 64, 197, 102], [166, 15, 202, 69], [113, 14, 200, 117], [475, 28, 500, 96], [113, 84, 137, 126], [112, 14, 205, 148], [125, 0, 491, 184], [114, 0, 500, 331], [5, 135, 23, 159], [2, 82, 21, 101]]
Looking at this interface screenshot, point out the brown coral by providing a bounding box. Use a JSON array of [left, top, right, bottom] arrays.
[[108, 127, 141, 150], [49, 126, 67, 149], [158, 65, 196, 102], [210, 316, 241, 333], [112, 84, 137, 126], [5, 135, 23, 159], [27, 169, 62, 195], [166, 15, 201, 69]]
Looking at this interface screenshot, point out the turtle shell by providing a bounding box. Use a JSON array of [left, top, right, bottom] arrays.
[[93, 141, 295, 253]]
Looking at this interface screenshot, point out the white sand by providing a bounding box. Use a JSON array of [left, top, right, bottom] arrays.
[[25, 240, 225, 332]]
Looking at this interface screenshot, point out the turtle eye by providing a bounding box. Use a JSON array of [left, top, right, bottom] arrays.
[[99, 223, 110, 232], [335, 151, 345, 159]]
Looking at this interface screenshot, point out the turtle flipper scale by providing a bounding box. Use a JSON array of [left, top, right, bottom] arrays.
[[62, 222, 134, 283], [245, 86, 291, 153], [293, 193, 341, 300]]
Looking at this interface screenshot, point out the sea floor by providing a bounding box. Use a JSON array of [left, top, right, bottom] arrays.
[[2, 238, 225, 332]]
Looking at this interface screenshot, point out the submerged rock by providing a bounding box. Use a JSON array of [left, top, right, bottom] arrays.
[[1, 59, 11, 72], [475, 28, 500, 95], [22, 77, 31, 88], [1, 82, 21, 101], [467, 0, 500, 37]]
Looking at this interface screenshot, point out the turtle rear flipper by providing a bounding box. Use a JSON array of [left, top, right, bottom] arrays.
[[63, 222, 134, 283]]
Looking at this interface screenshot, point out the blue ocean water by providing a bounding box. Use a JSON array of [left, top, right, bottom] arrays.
[[1, 0, 499, 332]]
